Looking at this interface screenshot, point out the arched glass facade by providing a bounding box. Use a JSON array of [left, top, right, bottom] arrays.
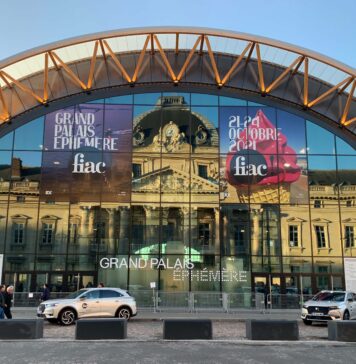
[[0, 92, 355, 294]]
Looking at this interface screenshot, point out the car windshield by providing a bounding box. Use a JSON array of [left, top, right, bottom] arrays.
[[312, 292, 345, 302], [65, 289, 88, 299]]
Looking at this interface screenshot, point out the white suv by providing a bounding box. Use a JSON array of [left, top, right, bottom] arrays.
[[37, 287, 137, 325], [301, 290, 356, 325]]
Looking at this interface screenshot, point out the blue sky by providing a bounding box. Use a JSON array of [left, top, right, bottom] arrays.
[[1, 0, 355, 67]]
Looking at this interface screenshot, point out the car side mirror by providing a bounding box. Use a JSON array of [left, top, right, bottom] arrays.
[[80, 295, 87, 301], [347, 298, 353, 303]]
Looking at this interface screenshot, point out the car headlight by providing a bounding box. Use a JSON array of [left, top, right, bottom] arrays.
[[302, 305, 308, 309], [45, 303, 58, 308], [328, 306, 339, 310]]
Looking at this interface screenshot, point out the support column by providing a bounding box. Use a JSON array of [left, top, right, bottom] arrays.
[[118, 206, 130, 254]]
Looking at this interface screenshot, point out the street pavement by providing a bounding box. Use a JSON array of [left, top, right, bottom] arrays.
[[0, 307, 354, 364]]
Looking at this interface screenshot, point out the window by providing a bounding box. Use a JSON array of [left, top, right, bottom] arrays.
[[85, 290, 100, 299], [16, 196, 25, 203], [345, 226, 355, 248], [94, 222, 106, 239], [13, 223, 25, 245], [198, 223, 210, 246], [288, 225, 299, 247], [315, 225, 326, 248], [314, 200, 322, 208], [346, 200, 353, 207], [234, 225, 246, 248], [69, 223, 79, 245], [100, 290, 123, 298], [198, 165, 208, 179], [42, 223, 54, 244], [132, 163, 142, 178]]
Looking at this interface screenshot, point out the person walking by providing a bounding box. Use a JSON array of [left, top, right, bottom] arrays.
[[40, 284, 50, 302], [0, 285, 5, 319], [3, 286, 14, 319]]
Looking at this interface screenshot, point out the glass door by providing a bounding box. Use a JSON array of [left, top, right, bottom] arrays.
[[67, 273, 95, 291]]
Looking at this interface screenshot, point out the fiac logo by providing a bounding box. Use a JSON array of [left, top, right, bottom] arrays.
[[228, 151, 268, 185], [72, 153, 106, 174]]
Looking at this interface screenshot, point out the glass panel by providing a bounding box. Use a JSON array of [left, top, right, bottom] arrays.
[[191, 207, 219, 255], [221, 256, 251, 294], [161, 155, 190, 203], [4, 254, 35, 271], [277, 109, 306, 154], [219, 106, 247, 154], [191, 106, 219, 154], [219, 96, 247, 106], [0, 132, 13, 150], [161, 102, 190, 154], [159, 254, 190, 291], [308, 155, 338, 205], [306, 121, 335, 154], [130, 204, 160, 254], [282, 257, 313, 273], [162, 92, 190, 104], [128, 254, 159, 290], [98, 204, 130, 255], [336, 136, 356, 155], [98, 255, 128, 289], [64, 255, 96, 272], [280, 204, 311, 256], [279, 154, 308, 204], [0, 196, 8, 252], [133, 105, 161, 152], [190, 255, 220, 291], [251, 256, 281, 273], [190, 154, 219, 205], [5, 200, 38, 255], [314, 257, 344, 274], [37, 201, 69, 255], [35, 255, 66, 272], [131, 155, 161, 203], [101, 153, 131, 203], [67, 202, 100, 255], [221, 204, 250, 255], [104, 104, 132, 153], [311, 204, 341, 256], [43, 106, 75, 151], [161, 204, 189, 252], [134, 93, 161, 105], [40, 151, 71, 202], [191, 93, 218, 106], [105, 95, 133, 104], [0, 151, 12, 184], [14, 117, 44, 151], [338, 156, 356, 212], [12, 151, 42, 182]]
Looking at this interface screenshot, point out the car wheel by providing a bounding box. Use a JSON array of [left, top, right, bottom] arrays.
[[343, 310, 350, 320], [59, 308, 76, 325], [116, 307, 131, 320], [303, 319, 312, 325], [46, 318, 58, 324]]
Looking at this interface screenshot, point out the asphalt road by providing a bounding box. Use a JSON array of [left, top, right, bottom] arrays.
[[0, 340, 356, 364], [2, 308, 355, 364]]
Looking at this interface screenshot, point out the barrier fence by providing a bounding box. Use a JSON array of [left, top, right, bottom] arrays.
[[11, 291, 312, 312]]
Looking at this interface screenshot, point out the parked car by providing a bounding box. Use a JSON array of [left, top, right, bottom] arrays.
[[301, 290, 356, 325], [37, 287, 137, 325]]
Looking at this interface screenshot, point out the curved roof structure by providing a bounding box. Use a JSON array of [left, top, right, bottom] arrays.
[[0, 26, 355, 136]]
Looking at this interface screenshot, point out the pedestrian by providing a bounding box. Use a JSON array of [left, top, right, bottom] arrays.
[[97, 282, 104, 288], [3, 285, 14, 319], [0, 285, 5, 319], [40, 283, 50, 302]]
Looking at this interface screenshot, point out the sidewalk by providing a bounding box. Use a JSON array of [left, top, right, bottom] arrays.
[[12, 307, 301, 321]]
